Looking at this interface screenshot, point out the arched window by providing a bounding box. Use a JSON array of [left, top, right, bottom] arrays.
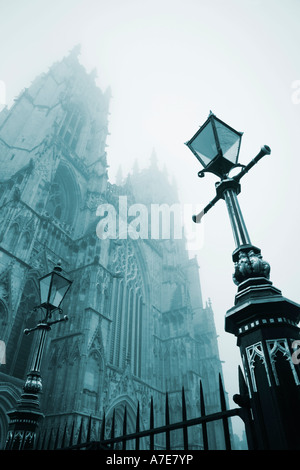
[[4, 223, 20, 251], [18, 231, 31, 260], [58, 105, 84, 152], [108, 241, 145, 378], [109, 281, 143, 377], [45, 163, 79, 227]]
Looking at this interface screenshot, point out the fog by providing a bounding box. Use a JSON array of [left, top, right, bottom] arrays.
[[1, 0, 300, 440]]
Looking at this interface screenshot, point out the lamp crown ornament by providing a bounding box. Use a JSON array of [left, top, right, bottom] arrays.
[[233, 248, 270, 286], [54, 260, 62, 272]]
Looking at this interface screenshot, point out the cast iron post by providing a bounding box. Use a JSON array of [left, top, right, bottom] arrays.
[[191, 145, 300, 449]]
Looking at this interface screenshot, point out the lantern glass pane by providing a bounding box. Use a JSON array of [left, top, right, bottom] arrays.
[[190, 121, 218, 166], [215, 120, 241, 164], [49, 272, 71, 308], [39, 274, 52, 305]]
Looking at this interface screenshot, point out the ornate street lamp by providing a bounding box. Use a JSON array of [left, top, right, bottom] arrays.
[[185, 112, 300, 450], [186, 111, 271, 282], [5, 263, 72, 450], [185, 111, 243, 179]]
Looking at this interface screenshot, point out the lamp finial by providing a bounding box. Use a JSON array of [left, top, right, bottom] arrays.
[[54, 260, 62, 272]]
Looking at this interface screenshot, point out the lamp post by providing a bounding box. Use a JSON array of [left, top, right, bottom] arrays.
[[5, 263, 72, 450], [185, 112, 300, 450]]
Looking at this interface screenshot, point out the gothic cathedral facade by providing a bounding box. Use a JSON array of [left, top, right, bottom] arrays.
[[0, 48, 226, 449]]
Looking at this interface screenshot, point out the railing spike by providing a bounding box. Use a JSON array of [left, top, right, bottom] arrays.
[[200, 380, 208, 450], [69, 420, 75, 447], [47, 428, 53, 450], [182, 386, 188, 450], [60, 421, 67, 449], [100, 410, 106, 442], [165, 392, 170, 449], [40, 429, 47, 450], [122, 405, 127, 450], [150, 396, 154, 425], [150, 396, 154, 450], [200, 380, 206, 415], [219, 373, 227, 411], [111, 409, 115, 439], [218, 373, 231, 450], [165, 392, 170, 423], [53, 425, 60, 449], [135, 401, 140, 450], [136, 401, 140, 430], [87, 415, 92, 443], [182, 386, 187, 419], [77, 417, 84, 445]]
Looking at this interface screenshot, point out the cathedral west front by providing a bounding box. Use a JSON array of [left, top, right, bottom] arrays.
[[0, 47, 227, 450]]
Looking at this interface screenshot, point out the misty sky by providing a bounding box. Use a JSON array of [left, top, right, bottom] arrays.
[[1, 0, 300, 440]]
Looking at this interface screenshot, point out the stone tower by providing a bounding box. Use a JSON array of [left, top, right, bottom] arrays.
[[0, 48, 227, 449]]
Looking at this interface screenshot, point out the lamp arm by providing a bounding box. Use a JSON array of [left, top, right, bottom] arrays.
[[192, 145, 271, 224], [24, 313, 68, 335], [47, 315, 68, 327], [192, 194, 221, 223], [234, 145, 271, 183]]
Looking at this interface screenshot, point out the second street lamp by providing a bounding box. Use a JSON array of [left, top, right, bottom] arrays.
[[5, 263, 72, 450]]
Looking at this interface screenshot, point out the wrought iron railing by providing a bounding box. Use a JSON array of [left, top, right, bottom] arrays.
[[35, 369, 255, 450]]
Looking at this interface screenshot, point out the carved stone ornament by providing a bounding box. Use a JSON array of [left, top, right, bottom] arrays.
[[86, 191, 102, 211], [233, 249, 270, 285]]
